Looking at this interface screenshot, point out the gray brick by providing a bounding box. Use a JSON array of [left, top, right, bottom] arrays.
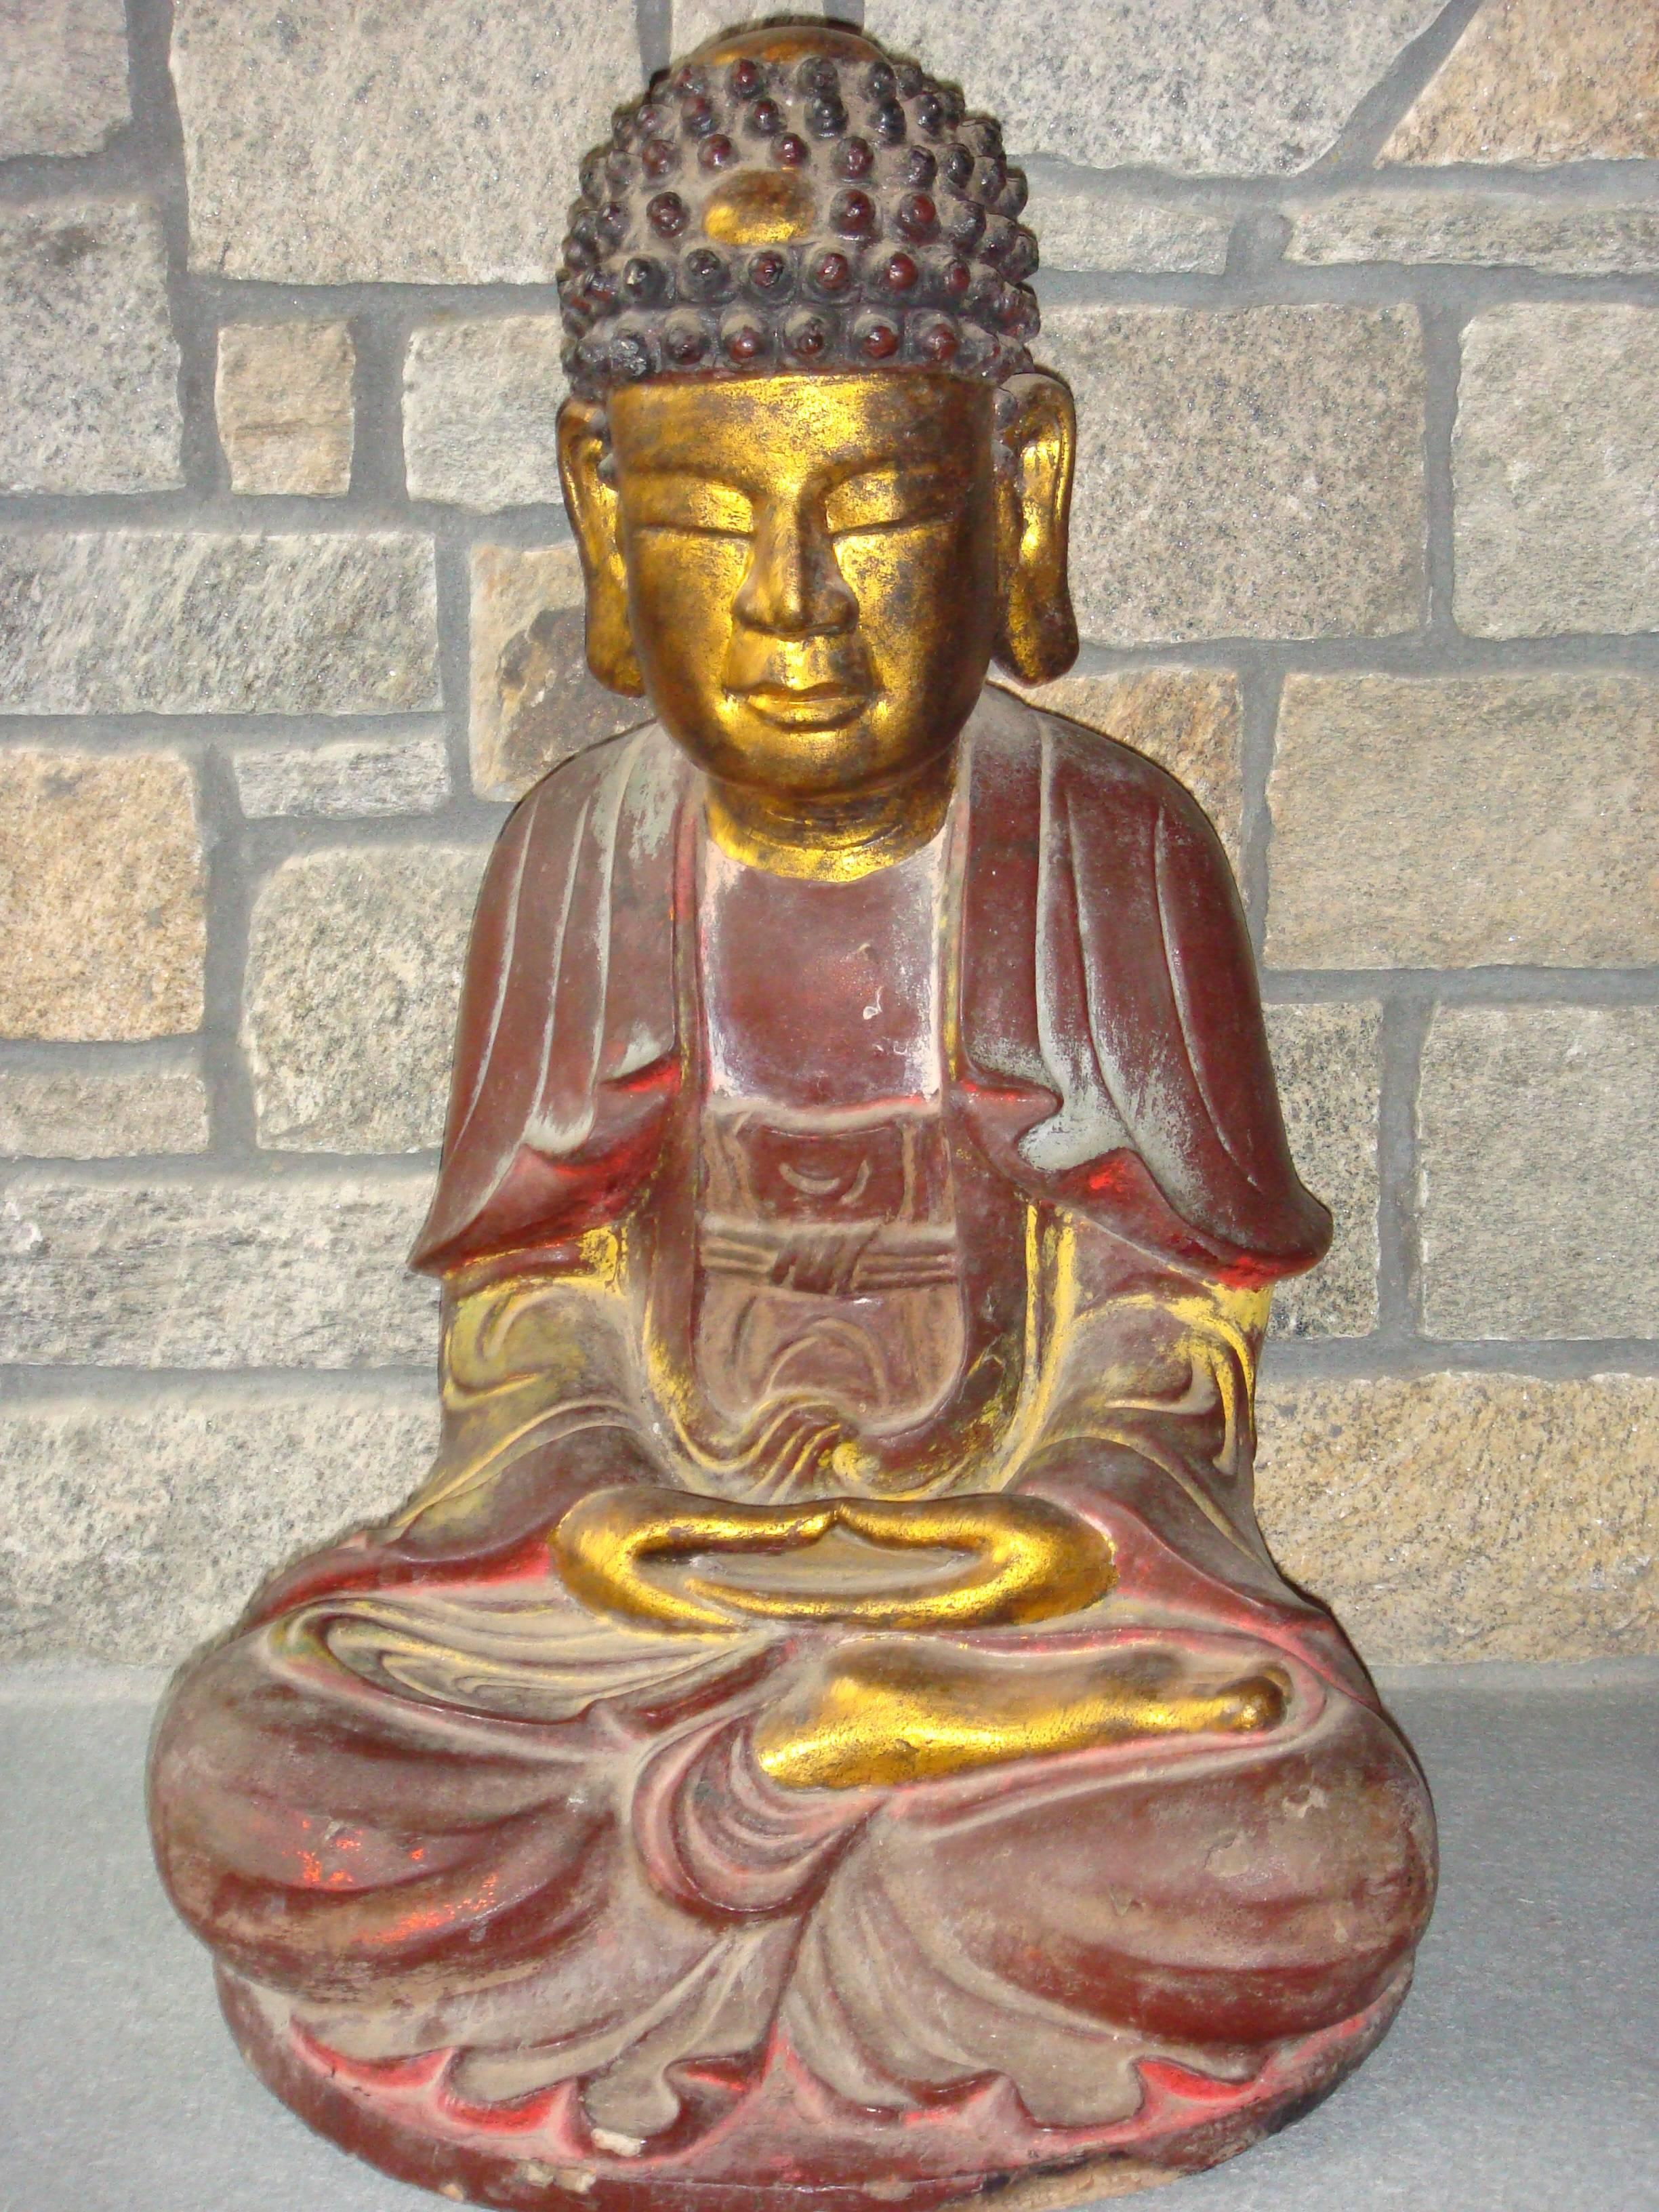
[[1042, 305, 1425, 645], [0, 1172, 439, 1368], [1266, 1004, 1380, 1341], [0, 531, 440, 715], [865, 0, 1442, 173], [171, 0, 641, 284], [244, 847, 484, 1153], [1419, 1008, 1659, 1342], [0, 0, 129, 159], [1285, 193, 1659, 276], [231, 729, 451, 819], [0, 1069, 209, 1158], [0, 1389, 438, 1663], [1033, 190, 1231, 275], [0, 203, 180, 495], [674, 0, 834, 43], [1267, 675, 1659, 969], [404, 318, 565, 512], [1455, 306, 1659, 638]]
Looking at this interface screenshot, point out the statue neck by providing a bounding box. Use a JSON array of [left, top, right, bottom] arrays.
[[703, 747, 955, 884]]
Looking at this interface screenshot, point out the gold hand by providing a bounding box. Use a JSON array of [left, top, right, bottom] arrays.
[[550, 1486, 1115, 1635]]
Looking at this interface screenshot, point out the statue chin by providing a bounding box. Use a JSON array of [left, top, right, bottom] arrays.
[[146, 26, 1435, 2205]]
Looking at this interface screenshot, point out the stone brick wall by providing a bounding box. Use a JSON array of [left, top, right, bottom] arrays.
[[3, 0, 1656, 1671]]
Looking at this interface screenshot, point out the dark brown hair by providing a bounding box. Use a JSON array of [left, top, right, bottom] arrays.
[[558, 21, 1040, 401]]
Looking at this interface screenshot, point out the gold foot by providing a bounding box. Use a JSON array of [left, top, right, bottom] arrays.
[[754, 1638, 1288, 1790]]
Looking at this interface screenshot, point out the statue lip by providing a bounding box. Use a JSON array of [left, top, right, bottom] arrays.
[[736, 678, 872, 730]]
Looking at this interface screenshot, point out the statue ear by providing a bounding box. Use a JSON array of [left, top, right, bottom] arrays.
[[556, 396, 647, 699], [991, 371, 1079, 687]]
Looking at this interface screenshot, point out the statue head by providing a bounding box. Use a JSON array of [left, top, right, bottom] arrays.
[[556, 21, 1077, 874]]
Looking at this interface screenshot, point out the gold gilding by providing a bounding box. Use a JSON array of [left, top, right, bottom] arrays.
[[557, 369, 1077, 884], [693, 24, 874, 67], [754, 1639, 1291, 1790], [702, 171, 817, 244], [552, 1485, 1115, 1634]]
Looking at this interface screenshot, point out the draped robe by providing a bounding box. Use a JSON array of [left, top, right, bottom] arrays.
[[149, 687, 1435, 2209]]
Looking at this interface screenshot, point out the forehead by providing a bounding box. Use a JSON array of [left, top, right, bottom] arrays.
[[608, 371, 993, 482]]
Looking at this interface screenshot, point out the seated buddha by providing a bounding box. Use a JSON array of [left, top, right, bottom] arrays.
[[148, 23, 1436, 2210]]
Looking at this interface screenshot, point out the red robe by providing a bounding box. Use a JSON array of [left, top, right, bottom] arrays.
[[411, 684, 1330, 1286], [149, 688, 1433, 2211]]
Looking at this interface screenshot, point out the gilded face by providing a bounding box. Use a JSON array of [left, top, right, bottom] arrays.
[[603, 371, 998, 804], [560, 365, 1076, 869]]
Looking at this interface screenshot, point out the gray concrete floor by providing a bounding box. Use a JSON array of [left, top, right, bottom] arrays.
[[1, 1663, 1656, 2212]]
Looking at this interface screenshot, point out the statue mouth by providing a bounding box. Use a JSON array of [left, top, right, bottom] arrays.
[[736, 679, 872, 731]]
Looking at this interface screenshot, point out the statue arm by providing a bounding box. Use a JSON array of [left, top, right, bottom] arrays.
[[1001, 1206, 1288, 1578], [242, 1237, 665, 1622]]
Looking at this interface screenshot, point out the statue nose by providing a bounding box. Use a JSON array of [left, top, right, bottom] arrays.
[[735, 506, 857, 638]]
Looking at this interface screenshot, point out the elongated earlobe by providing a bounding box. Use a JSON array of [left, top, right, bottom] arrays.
[[991, 372, 1079, 687], [556, 397, 646, 699]]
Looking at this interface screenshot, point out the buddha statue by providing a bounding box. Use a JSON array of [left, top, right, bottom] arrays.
[[148, 22, 1436, 2209]]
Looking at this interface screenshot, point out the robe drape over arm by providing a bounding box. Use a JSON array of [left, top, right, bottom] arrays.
[[411, 722, 684, 1276]]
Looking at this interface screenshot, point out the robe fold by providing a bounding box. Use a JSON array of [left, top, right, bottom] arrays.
[[411, 685, 1330, 1286]]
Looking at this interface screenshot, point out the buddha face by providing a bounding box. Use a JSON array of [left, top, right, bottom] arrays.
[[559, 369, 1077, 846]]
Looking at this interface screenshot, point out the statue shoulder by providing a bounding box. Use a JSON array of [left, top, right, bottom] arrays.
[[510, 716, 672, 837], [980, 682, 1231, 872]]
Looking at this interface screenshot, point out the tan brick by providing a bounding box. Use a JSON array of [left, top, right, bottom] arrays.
[[1256, 1373, 1659, 1664], [1454, 306, 1659, 640], [1266, 674, 1659, 969], [1265, 1004, 1379, 1340], [1011, 670, 1243, 865], [1041, 306, 1425, 646], [216, 319, 354, 496], [244, 846, 484, 1153], [0, 752, 204, 1042], [470, 544, 643, 801], [1380, 0, 1659, 166], [1419, 1008, 1659, 1342]]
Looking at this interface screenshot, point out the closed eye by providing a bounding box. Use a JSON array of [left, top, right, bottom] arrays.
[[823, 466, 960, 536], [626, 477, 755, 538]]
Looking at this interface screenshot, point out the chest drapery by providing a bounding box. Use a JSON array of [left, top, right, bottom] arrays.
[[411, 683, 1329, 1288], [694, 820, 966, 1435]]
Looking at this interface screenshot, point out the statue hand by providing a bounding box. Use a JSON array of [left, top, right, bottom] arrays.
[[550, 1485, 1115, 1635]]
